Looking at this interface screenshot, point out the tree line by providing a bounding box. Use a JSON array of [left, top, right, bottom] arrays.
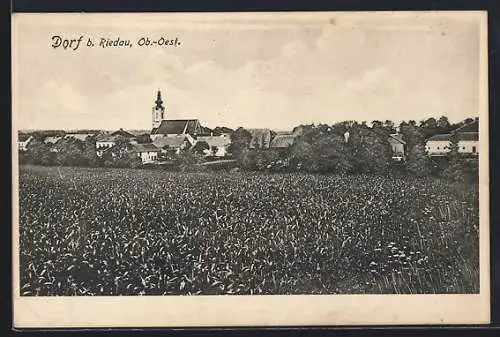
[[228, 116, 478, 182], [19, 116, 478, 181]]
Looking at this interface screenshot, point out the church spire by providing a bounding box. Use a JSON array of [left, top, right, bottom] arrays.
[[155, 89, 164, 109], [152, 89, 166, 130]]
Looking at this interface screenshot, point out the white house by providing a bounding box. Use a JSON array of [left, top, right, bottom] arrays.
[[196, 134, 232, 157], [131, 143, 161, 164], [18, 135, 33, 152], [426, 133, 479, 156], [426, 120, 479, 156]]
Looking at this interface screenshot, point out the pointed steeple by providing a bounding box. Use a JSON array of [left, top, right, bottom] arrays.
[[155, 89, 164, 109]]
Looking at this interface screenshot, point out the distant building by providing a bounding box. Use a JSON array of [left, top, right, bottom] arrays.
[[269, 134, 296, 149], [196, 134, 232, 157], [388, 134, 406, 161], [64, 133, 95, 142], [96, 129, 137, 157], [131, 143, 161, 164], [18, 134, 33, 152], [426, 120, 479, 156], [152, 135, 194, 154], [43, 136, 63, 145], [149, 90, 202, 140], [248, 129, 272, 149]]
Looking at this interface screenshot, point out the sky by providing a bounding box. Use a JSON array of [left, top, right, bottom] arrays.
[[13, 12, 486, 131]]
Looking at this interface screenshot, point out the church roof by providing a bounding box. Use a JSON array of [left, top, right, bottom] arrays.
[[152, 120, 201, 135]]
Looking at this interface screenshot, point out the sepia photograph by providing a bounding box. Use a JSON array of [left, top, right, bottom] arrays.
[[12, 11, 489, 327]]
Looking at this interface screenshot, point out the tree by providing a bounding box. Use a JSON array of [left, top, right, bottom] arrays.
[[383, 120, 396, 134], [437, 116, 451, 132], [442, 133, 464, 181], [24, 138, 54, 165], [174, 151, 205, 172], [347, 124, 392, 174], [192, 141, 210, 156], [210, 146, 219, 156], [135, 134, 152, 144], [229, 127, 252, 163], [400, 123, 429, 176], [101, 139, 141, 168]]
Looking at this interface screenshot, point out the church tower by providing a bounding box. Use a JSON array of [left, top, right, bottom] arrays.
[[152, 89, 165, 129]]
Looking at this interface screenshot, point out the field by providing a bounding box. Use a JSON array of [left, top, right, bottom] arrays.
[[18, 165, 479, 295]]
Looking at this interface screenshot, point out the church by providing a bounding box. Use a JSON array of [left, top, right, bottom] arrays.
[[150, 90, 202, 141]]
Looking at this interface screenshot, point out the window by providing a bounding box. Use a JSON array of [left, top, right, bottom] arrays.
[[463, 147, 466, 150], [472, 146, 477, 153], [437, 147, 440, 150]]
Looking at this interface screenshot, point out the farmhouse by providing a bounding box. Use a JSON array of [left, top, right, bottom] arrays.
[[426, 120, 478, 156], [248, 129, 272, 149], [96, 130, 137, 157], [270, 134, 296, 149], [131, 143, 161, 164], [196, 134, 231, 157], [152, 135, 194, 154], [18, 134, 33, 152]]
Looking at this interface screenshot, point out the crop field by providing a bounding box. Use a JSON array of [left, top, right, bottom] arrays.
[[18, 165, 479, 295]]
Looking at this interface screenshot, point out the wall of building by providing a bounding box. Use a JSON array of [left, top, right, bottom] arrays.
[[426, 140, 451, 155], [139, 151, 158, 164], [458, 140, 479, 155]]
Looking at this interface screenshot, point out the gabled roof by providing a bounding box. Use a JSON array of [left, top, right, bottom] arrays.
[[44, 136, 63, 144], [388, 133, 406, 145], [111, 129, 136, 138], [132, 143, 161, 153], [270, 134, 296, 148], [456, 132, 479, 141], [428, 134, 452, 141], [96, 134, 128, 142], [248, 128, 272, 149], [152, 119, 201, 135], [427, 133, 478, 142], [64, 133, 95, 141], [152, 136, 190, 148], [196, 135, 231, 147], [454, 120, 478, 133]]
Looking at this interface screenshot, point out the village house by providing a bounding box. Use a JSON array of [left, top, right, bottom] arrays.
[[96, 129, 137, 156], [152, 135, 194, 155], [269, 134, 296, 150], [18, 134, 33, 152], [196, 134, 232, 157], [426, 120, 479, 156], [248, 128, 272, 149], [131, 143, 161, 164]]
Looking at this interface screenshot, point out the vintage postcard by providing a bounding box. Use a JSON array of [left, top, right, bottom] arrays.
[[12, 11, 489, 327]]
